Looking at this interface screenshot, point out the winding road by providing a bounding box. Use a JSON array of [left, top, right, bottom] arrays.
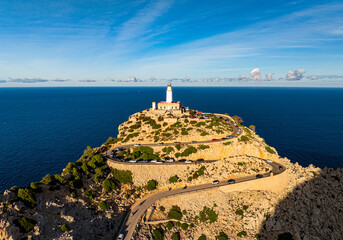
[[116, 157, 285, 240], [101, 113, 286, 240]]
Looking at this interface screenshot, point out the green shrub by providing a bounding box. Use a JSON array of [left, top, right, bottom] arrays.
[[153, 229, 164, 240], [123, 132, 139, 142], [198, 234, 207, 240], [102, 178, 118, 192], [15, 217, 36, 233], [187, 176, 192, 181], [99, 201, 110, 210], [265, 146, 276, 154], [158, 116, 164, 121], [159, 206, 165, 211], [175, 153, 181, 158], [30, 182, 39, 190], [172, 232, 180, 240], [223, 142, 231, 146], [237, 231, 247, 237], [240, 136, 249, 143], [104, 137, 122, 147], [195, 122, 206, 127], [54, 174, 66, 185], [199, 206, 218, 223], [216, 232, 228, 240], [146, 180, 158, 190], [200, 132, 209, 136], [40, 174, 53, 185], [168, 205, 182, 220], [17, 188, 36, 206], [184, 119, 189, 123], [162, 147, 174, 153], [235, 209, 244, 218], [175, 144, 181, 150], [243, 205, 248, 210], [181, 223, 189, 230], [83, 190, 95, 200], [81, 162, 91, 175], [181, 130, 188, 135], [198, 145, 210, 150], [88, 154, 105, 169], [190, 120, 197, 124], [166, 221, 174, 230], [169, 175, 179, 183], [181, 146, 197, 157], [60, 224, 70, 232], [63, 162, 76, 174], [112, 168, 133, 184]]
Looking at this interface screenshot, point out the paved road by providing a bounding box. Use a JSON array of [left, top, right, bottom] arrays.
[[103, 113, 240, 163], [105, 113, 283, 240], [116, 157, 285, 240]]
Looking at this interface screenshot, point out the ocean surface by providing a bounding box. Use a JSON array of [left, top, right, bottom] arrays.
[[0, 87, 342, 192]]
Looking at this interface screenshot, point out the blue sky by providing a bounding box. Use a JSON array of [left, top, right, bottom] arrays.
[[1, 0, 343, 87]]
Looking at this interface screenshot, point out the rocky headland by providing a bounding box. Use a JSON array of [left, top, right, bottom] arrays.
[[1, 109, 342, 240]]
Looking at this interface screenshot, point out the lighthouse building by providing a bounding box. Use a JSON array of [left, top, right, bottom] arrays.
[[152, 82, 182, 112]]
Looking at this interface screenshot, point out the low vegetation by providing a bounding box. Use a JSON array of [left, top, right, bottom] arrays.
[[199, 206, 218, 223], [168, 205, 183, 220]]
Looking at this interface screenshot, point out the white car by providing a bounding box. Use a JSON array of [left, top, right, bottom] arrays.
[[117, 234, 124, 240], [185, 160, 193, 164], [155, 161, 163, 164], [166, 159, 174, 163], [128, 159, 137, 163], [267, 159, 273, 163], [211, 180, 219, 184], [150, 160, 157, 163], [134, 144, 140, 147]]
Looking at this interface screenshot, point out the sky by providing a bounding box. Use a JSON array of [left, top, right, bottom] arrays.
[[1, 0, 343, 87]]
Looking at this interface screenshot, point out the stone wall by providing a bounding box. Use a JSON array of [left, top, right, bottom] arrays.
[[219, 169, 290, 194]]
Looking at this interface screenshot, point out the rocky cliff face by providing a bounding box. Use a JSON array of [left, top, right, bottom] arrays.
[[132, 159, 343, 240], [1, 110, 342, 240]]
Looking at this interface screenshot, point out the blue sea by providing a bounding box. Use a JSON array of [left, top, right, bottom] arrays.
[[0, 87, 342, 192]]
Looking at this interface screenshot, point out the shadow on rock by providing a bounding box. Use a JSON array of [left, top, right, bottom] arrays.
[[258, 168, 343, 240]]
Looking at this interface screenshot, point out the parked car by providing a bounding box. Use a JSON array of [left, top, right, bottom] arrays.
[[139, 160, 148, 163], [150, 160, 157, 163], [212, 139, 218, 141], [185, 160, 193, 163], [134, 144, 140, 147], [155, 161, 163, 164], [211, 180, 219, 184], [129, 159, 137, 163], [191, 141, 197, 143], [179, 159, 186, 162], [227, 179, 235, 184], [158, 142, 164, 145], [174, 142, 181, 144], [256, 174, 263, 179], [197, 159, 204, 162], [166, 159, 174, 163], [267, 159, 273, 163], [226, 136, 233, 139], [117, 234, 124, 240]]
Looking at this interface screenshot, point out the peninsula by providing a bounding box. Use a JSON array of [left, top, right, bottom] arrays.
[[1, 84, 342, 240]]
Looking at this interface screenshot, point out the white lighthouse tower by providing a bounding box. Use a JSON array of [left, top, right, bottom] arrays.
[[166, 82, 173, 103]]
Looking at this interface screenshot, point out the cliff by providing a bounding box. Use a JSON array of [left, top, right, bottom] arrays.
[[1, 110, 342, 240]]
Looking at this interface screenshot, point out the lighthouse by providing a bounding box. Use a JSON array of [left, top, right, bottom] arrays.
[[153, 82, 182, 112], [166, 82, 173, 103]]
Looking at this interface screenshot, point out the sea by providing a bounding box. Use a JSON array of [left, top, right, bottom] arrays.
[[0, 87, 342, 192]]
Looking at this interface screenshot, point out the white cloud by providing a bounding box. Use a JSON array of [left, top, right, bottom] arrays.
[[286, 69, 306, 80], [250, 68, 261, 81], [266, 73, 274, 81]]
